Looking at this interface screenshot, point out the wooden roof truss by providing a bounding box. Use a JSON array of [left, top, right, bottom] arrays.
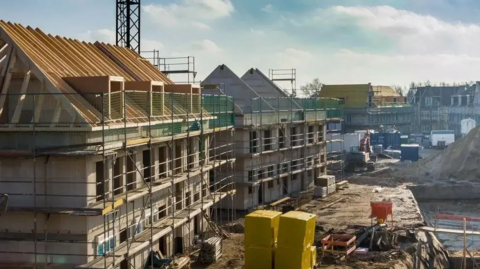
[[0, 21, 211, 132]]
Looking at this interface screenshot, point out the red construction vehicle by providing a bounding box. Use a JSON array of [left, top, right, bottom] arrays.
[[344, 130, 375, 173]]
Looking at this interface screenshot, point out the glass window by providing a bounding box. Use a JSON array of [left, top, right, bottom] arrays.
[[97, 242, 104, 256]]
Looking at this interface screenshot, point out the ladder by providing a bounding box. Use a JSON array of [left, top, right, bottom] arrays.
[[203, 213, 230, 239]]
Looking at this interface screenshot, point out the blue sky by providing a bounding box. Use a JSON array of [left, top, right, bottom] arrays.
[[2, 0, 480, 90]]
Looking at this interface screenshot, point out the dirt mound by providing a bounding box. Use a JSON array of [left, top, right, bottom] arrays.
[[404, 125, 480, 182]]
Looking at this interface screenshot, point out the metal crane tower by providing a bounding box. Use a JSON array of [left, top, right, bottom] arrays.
[[116, 0, 141, 53]]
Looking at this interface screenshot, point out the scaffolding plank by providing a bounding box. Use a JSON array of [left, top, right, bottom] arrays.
[[78, 193, 229, 269]]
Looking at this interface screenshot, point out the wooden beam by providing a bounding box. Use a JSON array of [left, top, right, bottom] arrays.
[[10, 70, 31, 125], [0, 46, 12, 91], [50, 98, 62, 127], [0, 29, 81, 121], [32, 84, 45, 124], [0, 43, 8, 61], [0, 48, 16, 118], [8, 67, 28, 74]]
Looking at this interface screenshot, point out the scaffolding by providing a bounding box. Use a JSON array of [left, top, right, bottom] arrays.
[[268, 69, 296, 97], [0, 90, 236, 269], [321, 98, 345, 180], [233, 96, 330, 210], [140, 51, 198, 84]]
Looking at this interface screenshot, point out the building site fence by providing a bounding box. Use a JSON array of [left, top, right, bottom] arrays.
[[0, 91, 236, 268]]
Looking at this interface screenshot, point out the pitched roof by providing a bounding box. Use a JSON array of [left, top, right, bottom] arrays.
[[202, 64, 264, 113], [320, 84, 370, 108], [372, 86, 401, 97], [241, 68, 289, 97], [0, 21, 195, 130]]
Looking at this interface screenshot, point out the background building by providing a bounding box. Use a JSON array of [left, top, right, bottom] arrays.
[[202, 65, 329, 211], [411, 84, 476, 134], [319, 84, 413, 133]]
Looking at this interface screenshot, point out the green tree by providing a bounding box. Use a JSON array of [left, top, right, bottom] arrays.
[[300, 78, 323, 97]]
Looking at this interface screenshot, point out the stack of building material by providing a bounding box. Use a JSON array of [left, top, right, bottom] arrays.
[[313, 175, 336, 198], [198, 237, 223, 264], [275, 211, 317, 269], [245, 210, 282, 269]]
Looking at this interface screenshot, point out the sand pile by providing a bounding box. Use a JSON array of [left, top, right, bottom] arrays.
[[404, 125, 480, 182]]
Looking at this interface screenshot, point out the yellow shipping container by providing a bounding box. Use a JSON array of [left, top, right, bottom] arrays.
[[245, 210, 282, 248], [310, 246, 317, 268], [274, 245, 311, 269], [245, 246, 275, 269], [277, 211, 316, 250]]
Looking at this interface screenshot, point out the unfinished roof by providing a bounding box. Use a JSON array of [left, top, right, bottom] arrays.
[[0, 21, 201, 130], [372, 86, 401, 97], [95, 42, 173, 83], [320, 84, 370, 108]]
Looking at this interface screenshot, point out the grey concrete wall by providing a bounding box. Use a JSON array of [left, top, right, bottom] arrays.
[[0, 133, 229, 267], [0, 213, 88, 234], [0, 240, 88, 266], [0, 155, 89, 208]]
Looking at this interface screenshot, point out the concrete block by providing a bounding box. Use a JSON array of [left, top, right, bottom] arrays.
[[316, 175, 336, 187], [327, 184, 336, 195], [313, 186, 327, 198]]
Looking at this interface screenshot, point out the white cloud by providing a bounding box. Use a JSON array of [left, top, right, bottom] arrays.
[[143, 0, 234, 29], [76, 5, 480, 88], [191, 22, 211, 30], [79, 29, 115, 43], [191, 39, 222, 53], [78, 29, 164, 52], [261, 4, 273, 13], [250, 28, 264, 36], [326, 5, 480, 56], [141, 40, 165, 52]]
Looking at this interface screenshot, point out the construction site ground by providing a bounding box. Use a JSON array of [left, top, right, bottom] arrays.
[[192, 158, 442, 268]]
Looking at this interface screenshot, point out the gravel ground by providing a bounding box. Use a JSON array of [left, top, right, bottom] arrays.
[[193, 171, 425, 269]]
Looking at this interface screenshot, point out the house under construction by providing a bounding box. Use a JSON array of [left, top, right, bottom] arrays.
[[202, 65, 328, 211], [320, 84, 413, 133], [0, 21, 236, 269]]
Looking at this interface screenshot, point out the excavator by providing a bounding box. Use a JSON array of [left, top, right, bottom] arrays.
[[344, 130, 376, 173]]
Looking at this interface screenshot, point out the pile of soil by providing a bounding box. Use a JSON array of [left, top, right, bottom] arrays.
[[404, 125, 480, 182]]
